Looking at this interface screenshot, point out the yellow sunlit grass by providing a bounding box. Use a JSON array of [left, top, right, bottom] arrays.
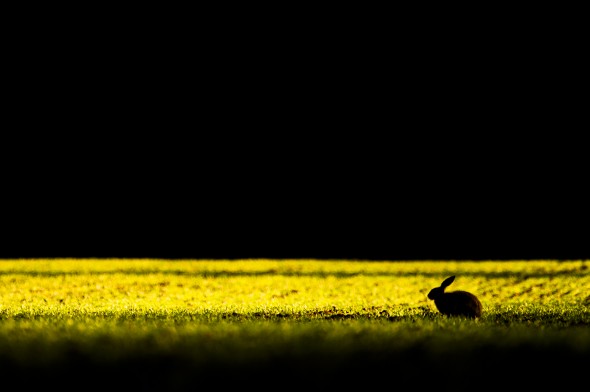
[[1, 259, 588, 316]]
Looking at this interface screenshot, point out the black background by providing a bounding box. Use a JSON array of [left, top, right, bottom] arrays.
[[1, 7, 588, 392], [2, 6, 586, 261], [2, 134, 587, 261]]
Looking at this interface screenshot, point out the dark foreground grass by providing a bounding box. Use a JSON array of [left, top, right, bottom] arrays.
[[1, 310, 589, 391]]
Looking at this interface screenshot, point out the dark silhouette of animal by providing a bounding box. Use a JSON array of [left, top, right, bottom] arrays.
[[427, 275, 482, 318]]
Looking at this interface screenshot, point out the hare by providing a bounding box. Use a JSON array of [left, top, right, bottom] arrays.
[[427, 275, 482, 318]]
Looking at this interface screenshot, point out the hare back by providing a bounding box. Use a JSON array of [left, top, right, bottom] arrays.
[[434, 290, 482, 318]]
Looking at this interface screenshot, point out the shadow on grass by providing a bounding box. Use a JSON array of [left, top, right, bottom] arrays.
[[0, 265, 588, 279], [1, 342, 586, 391]]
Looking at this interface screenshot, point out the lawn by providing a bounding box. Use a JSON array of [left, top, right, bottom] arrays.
[[0, 259, 588, 390]]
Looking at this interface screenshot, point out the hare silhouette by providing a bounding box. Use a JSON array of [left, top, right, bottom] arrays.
[[427, 275, 482, 318]]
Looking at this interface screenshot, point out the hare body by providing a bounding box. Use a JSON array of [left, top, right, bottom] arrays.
[[428, 275, 482, 318]]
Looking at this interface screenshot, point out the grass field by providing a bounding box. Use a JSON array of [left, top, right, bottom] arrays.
[[1, 259, 589, 390]]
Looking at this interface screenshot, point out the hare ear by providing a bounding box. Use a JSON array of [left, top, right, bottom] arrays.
[[441, 275, 456, 288]]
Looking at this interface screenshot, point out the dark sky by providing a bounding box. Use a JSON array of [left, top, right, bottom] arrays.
[[2, 144, 587, 261], [2, 206, 585, 260], [2, 128, 588, 261], [3, 27, 586, 261], [4, 8, 586, 260]]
